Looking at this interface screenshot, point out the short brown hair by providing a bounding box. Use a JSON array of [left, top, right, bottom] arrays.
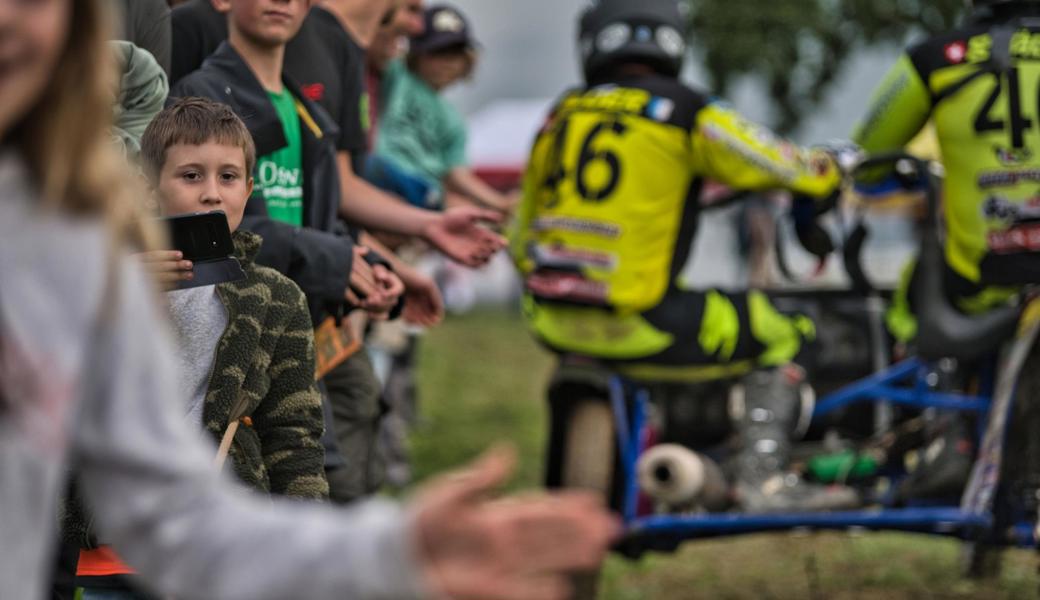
[[141, 97, 257, 183]]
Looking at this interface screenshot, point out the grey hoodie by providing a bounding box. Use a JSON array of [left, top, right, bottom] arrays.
[[0, 155, 427, 600]]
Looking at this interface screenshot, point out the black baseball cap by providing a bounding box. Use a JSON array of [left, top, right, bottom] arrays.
[[410, 4, 479, 54]]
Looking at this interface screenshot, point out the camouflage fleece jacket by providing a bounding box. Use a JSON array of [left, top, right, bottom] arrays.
[[204, 230, 328, 498], [63, 231, 327, 547]]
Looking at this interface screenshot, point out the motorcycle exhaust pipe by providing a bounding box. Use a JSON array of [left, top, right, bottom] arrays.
[[637, 444, 729, 512]]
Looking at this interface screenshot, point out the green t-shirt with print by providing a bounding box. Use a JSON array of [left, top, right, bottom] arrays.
[[255, 88, 304, 226]]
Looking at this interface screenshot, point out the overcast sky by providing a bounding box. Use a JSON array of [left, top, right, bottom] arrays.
[[442, 0, 905, 143]]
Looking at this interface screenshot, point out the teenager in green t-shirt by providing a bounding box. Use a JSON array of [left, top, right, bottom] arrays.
[[256, 88, 305, 226]]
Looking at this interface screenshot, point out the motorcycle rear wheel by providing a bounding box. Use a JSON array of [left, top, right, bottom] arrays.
[[561, 399, 617, 600]]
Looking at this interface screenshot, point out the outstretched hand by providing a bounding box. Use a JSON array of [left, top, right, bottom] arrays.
[[401, 270, 444, 327], [411, 447, 620, 600], [422, 206, 507, 268]]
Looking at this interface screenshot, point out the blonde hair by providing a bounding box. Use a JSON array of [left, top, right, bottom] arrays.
[[10, 0, 160, 252]]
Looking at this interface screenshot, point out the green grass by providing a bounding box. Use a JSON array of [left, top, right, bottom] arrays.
[[410, 310, 1039, 599]]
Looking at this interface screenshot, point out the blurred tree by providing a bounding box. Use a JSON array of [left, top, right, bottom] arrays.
[[689, 0, 964, 134]]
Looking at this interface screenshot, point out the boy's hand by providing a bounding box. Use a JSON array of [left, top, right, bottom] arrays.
[[345, 246, 384, 307], [422, 206, 507, 268], [137, 251, 193, 291], [364, 264, 405, 320], [402, 270, 444, 327], [394, 260, 444, 327], [410, 447, 621, 600]]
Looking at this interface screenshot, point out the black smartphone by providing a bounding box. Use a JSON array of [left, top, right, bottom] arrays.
[[160, 211, 245, 290], [165, 211, 235, 262]]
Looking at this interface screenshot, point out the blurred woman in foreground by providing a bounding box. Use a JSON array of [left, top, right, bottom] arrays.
[[0, 1, 617, 599]]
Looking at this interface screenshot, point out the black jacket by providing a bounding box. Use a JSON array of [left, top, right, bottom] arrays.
[[170, 0, 223, 86], [171, 42, 353, 324]]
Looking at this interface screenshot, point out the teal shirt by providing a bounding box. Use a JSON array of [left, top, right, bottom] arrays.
[[376, 60, 468, 201], [255, 88, 305, 226]]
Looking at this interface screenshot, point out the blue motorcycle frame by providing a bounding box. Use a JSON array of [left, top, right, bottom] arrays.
[[612, 311, 1039, 547], [593, 154, 1040, 554]]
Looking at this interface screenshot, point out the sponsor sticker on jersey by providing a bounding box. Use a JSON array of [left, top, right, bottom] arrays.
[[700, 122, 800, 184], [988, 223, 1040, 253], [646, 97, 675, 122], [945, 41, 966, 64], [525, 271, 609, 305], [532, 244, 619, 271], [967, 34, 992, 64], [562, 87, 651, 116], [982, 195, 1040, 224], [1010, 30, 1040, 60], [532, 216, 623, 239], [978, 169, 1040, 189], [995, 146, 1033, 166]]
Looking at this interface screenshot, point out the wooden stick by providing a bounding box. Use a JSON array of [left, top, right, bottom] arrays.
[[214, 420, 240, 469]]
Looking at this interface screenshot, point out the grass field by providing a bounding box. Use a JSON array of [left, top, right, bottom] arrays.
[[409, 310, 1039, 600]]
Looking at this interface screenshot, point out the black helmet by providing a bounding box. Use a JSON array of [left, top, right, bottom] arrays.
[[578, 0, 689, 82]]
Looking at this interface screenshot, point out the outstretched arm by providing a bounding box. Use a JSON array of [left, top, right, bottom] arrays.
[[691, 101, 842, 201], [336, 151, 505, 267], [445, 166, 518, 215], [851, 53, 933, 167]]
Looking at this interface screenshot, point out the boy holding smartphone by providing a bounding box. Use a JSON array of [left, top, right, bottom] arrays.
[[170, 0, 406, 499], [68, 97, 330, 598]]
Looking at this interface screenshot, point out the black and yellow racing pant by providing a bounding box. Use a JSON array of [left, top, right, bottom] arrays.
[[887, 257, 1023, 344], [525, 288, 815, 382]]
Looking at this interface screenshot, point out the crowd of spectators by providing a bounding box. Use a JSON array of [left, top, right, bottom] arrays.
[[0, 0, 618, 599]]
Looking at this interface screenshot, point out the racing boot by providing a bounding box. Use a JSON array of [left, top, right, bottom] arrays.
[[734, 367, 860, 513]]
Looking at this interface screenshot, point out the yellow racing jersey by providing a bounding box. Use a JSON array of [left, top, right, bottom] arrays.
[[511, 74, 841, 316], [853, 23, 1040, 286]]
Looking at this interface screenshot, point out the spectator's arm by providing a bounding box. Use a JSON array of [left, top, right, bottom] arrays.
[[336, 151, 440, 236], [444, 167, 516, 214], [338, 152, 503, 269], [253, 285, 329, 500], [439, 111, 513, 213]]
